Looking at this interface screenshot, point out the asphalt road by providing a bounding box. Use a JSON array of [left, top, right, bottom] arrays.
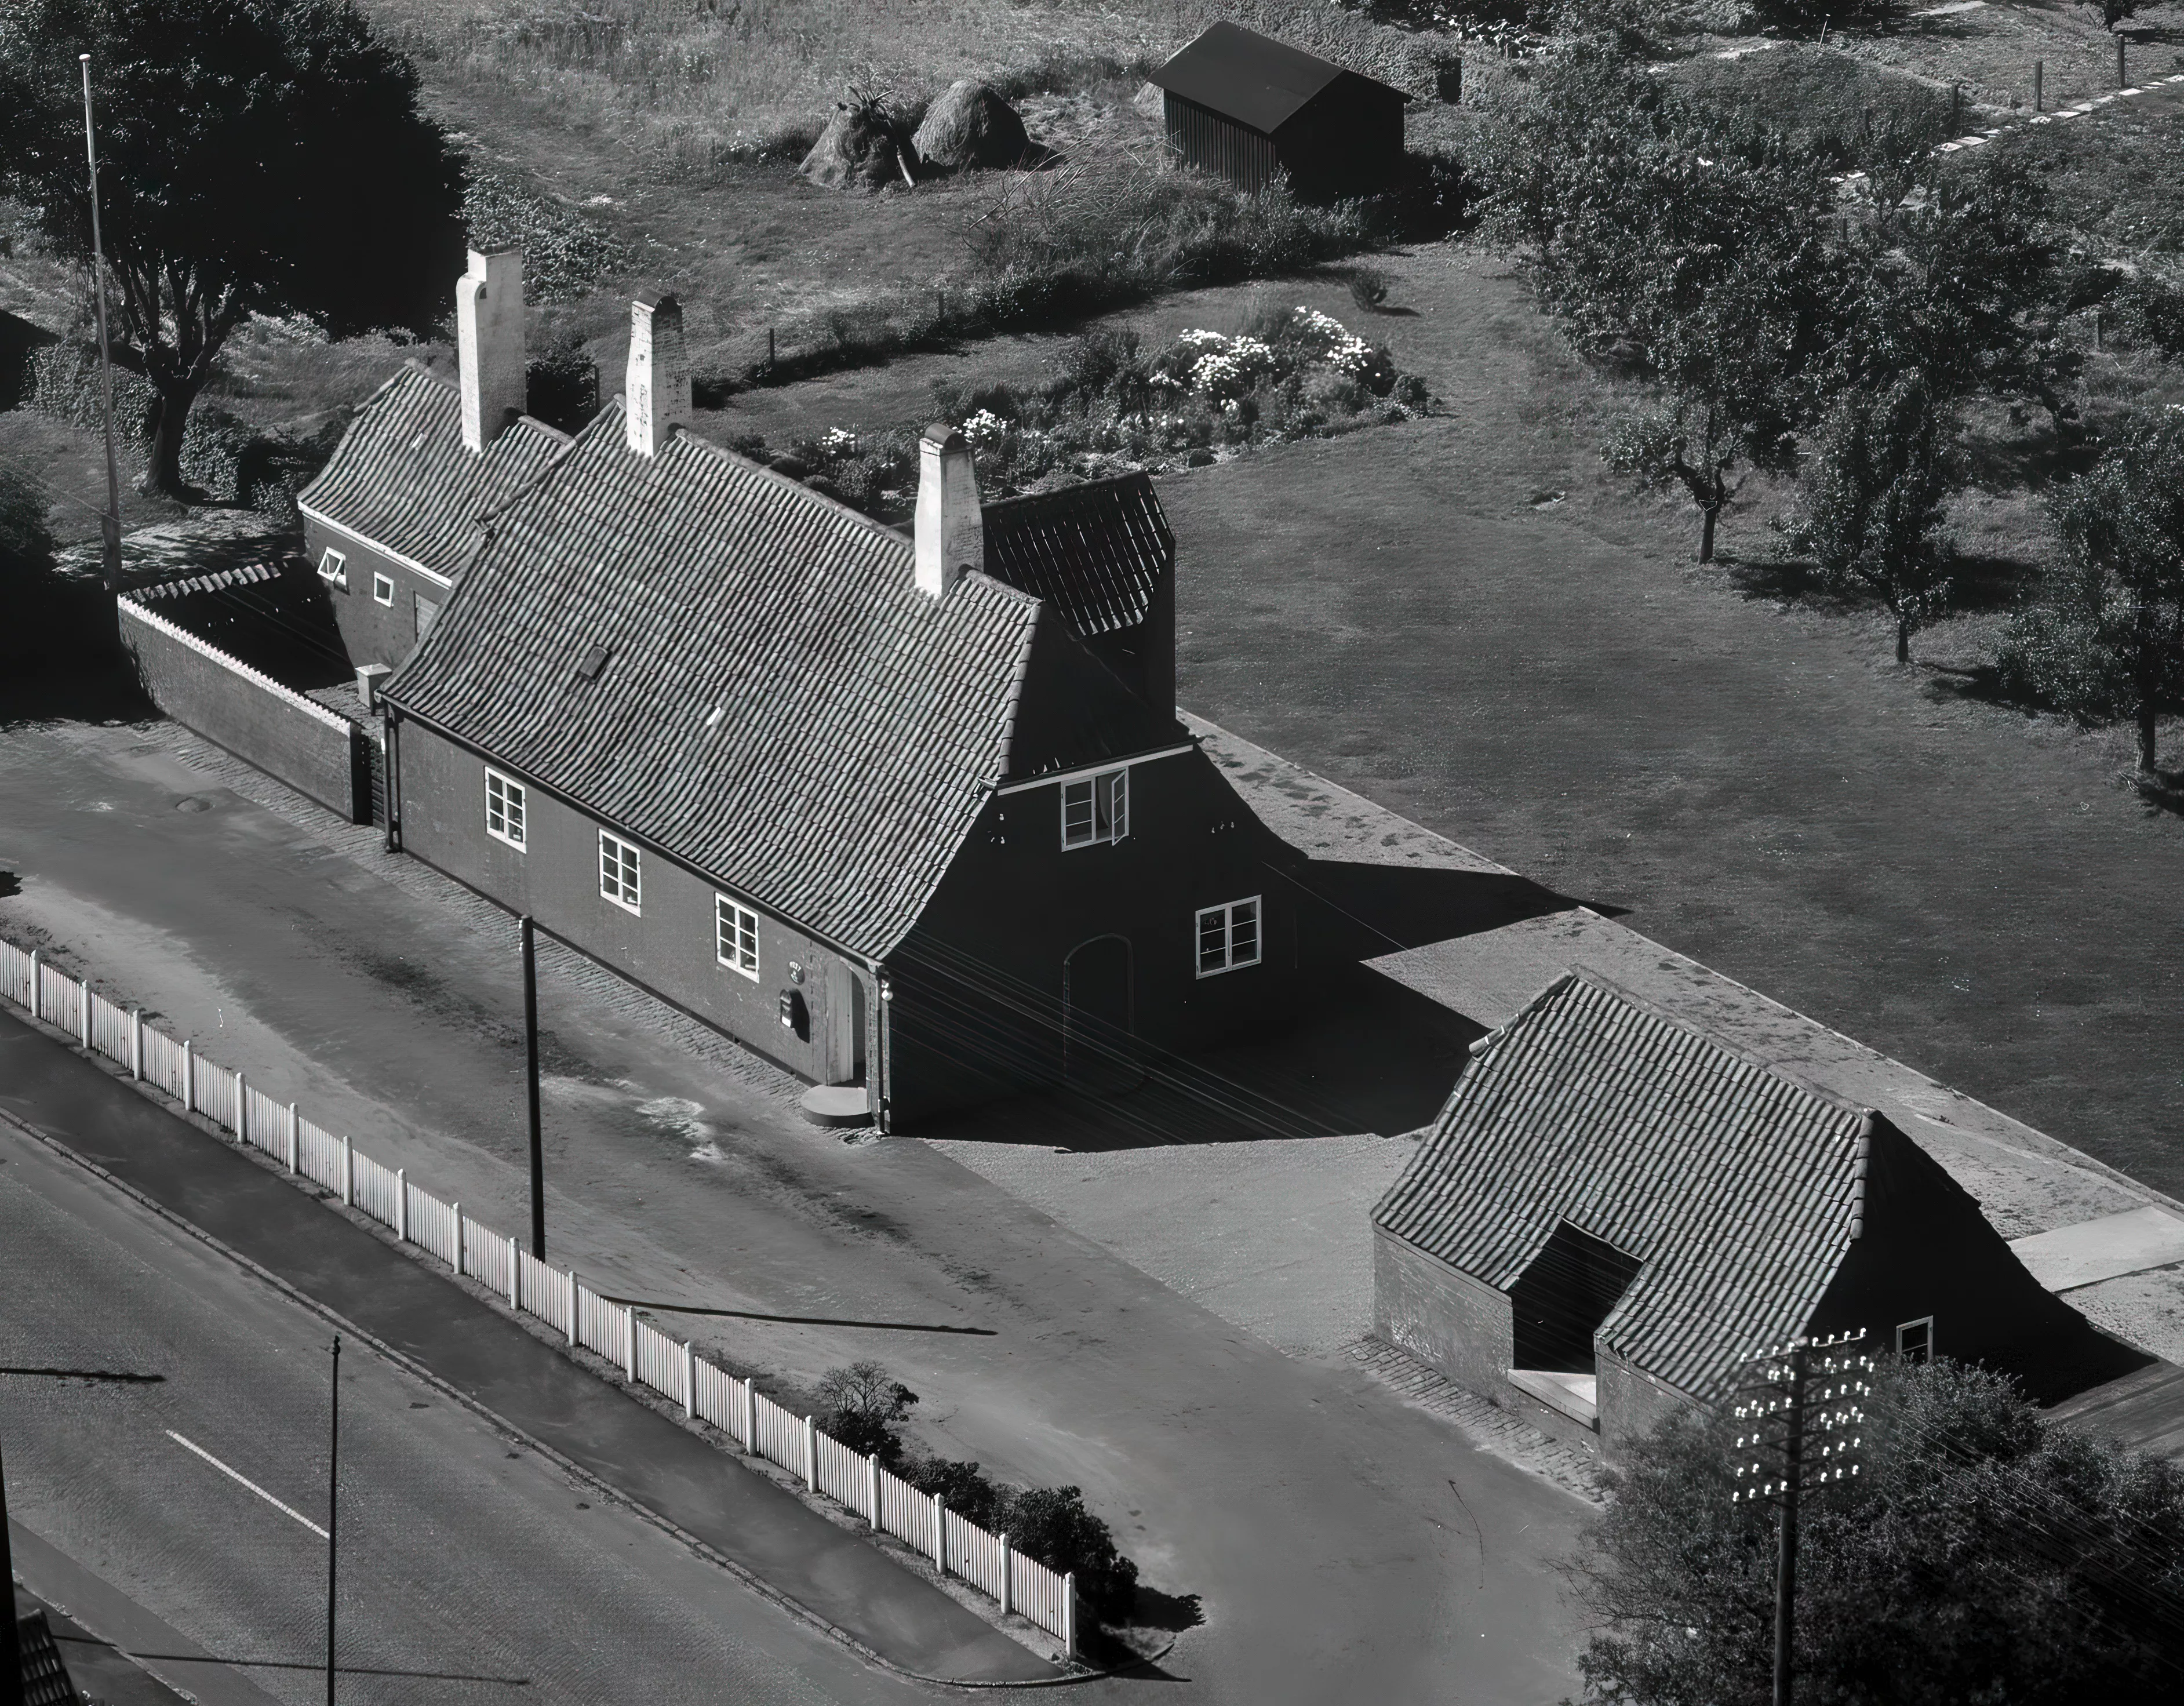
[[0, 1121, 951, 1706]]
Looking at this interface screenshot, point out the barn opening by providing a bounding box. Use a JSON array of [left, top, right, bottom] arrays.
[[1509, 1221, 1644, 1375]]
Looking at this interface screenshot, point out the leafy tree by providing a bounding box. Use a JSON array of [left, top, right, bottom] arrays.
[[0, 0, 463, 498], [1477, 45, 1846, 560], [1571, 1357, 2184, 1705], [1998, 412, 2184, 772], [815, 1361, 919, 1468], [1003, 1486, 1140, 1625], [2078, 0, 2139, 28], [1782, 372, 1959, 662]]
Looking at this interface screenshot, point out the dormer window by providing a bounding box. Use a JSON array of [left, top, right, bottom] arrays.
[[1061, 769, 1128, 849]]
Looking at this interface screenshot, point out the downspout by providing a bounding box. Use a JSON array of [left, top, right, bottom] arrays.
[[873, 961, 893, 1135], [383, 708, 403, 854]]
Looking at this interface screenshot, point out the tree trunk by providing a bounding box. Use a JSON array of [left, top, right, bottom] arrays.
[[2138, 701, 2158, 773], [142, 378, 201, 500], [1699, 504, 1719, 564], [1896, 612, 1912, 665]]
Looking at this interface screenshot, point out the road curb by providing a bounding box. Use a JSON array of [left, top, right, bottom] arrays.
[[0, 1098, 1148, 1692]]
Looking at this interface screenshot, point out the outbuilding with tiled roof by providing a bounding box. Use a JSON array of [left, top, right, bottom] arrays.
[[1373, 971, 2135, 1457]]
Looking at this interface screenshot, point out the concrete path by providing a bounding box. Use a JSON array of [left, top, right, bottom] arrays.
[[0, 1011, 1053, 1686], [2009, 1206, 2184, 1293]]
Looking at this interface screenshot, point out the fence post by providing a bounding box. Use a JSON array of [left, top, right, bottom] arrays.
[[182, 1039, 194, 1112], [453, 1202, 463, 1274], [623, 1306, 637, 1384], [130, 1007, 143, 1079], [26, 950, 38, 1021], [682, 1341, 696, 1418], [802, 1415, 818, 1491], [285, 1103, 298, 1172], [2034, 59, 2043, 114], [341, 1135, 354, 1206], [508, 1233, 520, 1308], [1063, 1573, 1076, 1658], [742, 1378, 757, 1452], [396, 1167, 407, 1241], [2118, 34, 2126, 90], [78, 977, 92, 1049], [999, 1532, 1011, 1616], [566, 1271, 579, 1346], [235, 1072, 247, 1143], [933, 1493, 947, 1573], [865, 1453, 881, 1529]]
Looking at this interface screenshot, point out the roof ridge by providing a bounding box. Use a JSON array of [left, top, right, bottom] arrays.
[[981, 469, 1160, 515]]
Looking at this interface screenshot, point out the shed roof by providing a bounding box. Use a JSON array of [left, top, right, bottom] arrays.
[[380, 403, 1156, 959], [1374, 970, 1873, 1401], [982, 473, 1173, 639], [1149, 21, 1404, 135], [297, 364, 569, 581]]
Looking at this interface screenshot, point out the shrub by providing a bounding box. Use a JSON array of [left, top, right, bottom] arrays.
[[464, 166, 632, 304], [814, 1361, 919, 1468], [1002, 1485, 1139, 1625], [902, 1456, 1007, 1530], [526, 336, 601, 433], [1349, 264, 1392, 312]]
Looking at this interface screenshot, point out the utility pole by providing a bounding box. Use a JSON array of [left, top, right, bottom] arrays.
[[521, 915, 544, 1260], [1733, 1331, 1871, 1706], [2, 1435, 23, 1706], [325, 1336, 340, 1706], [78, 54, 123, 595]]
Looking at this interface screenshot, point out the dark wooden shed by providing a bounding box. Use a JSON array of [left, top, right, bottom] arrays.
[[1149, 21, 1407, 200]]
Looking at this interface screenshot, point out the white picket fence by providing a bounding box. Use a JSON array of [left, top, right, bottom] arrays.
[[0, 936, 1077, 1656]]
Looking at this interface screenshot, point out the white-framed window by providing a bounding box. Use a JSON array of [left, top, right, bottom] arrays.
[[599, 830, 642, 915], [716, 895, 760, 979], [485, 769, 526, 850], [317, 547, 347, 587], [1061, 769, 1129, 849], [1196, 896, 1262, 977], [1895, 1317, 1934, 1363], [372, 571, 395, 606]]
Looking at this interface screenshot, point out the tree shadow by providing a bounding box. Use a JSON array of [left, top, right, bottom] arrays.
[[2128, 766, 2184, 819], [1129, 1587, 1205, 1633], [0, 657, 155, 731]]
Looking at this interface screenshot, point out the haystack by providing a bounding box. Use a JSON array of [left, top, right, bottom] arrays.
[[911, 80, 1033, 173], [799, 99, 918, 190]]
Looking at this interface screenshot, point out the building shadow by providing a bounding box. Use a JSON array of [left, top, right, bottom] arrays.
[[926, 857, 1590, 1151]]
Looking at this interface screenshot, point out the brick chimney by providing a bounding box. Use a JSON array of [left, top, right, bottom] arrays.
[[457, 249, 526, 453], [624, 292, 691, 457], [915, 425, 983, 598]]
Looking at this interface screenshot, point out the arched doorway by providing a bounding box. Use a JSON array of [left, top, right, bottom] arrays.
[[1063, 936, 1140, 1096]]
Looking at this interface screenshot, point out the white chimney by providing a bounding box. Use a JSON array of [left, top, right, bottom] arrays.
[[915, 424, 984, 598], [624, 291, 691, 457], [457, 249, 526, 453]]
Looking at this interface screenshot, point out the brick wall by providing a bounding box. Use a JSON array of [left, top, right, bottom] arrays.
[[120, 600, 367, 823], [1373, 1227, 1514, 1402], [1596, 1349, 1699, 1463]]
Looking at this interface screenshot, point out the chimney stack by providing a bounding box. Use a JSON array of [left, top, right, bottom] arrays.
[[915, 425, 983, 598], [457, 249, 526, 453], [624, 292, 691, 457]]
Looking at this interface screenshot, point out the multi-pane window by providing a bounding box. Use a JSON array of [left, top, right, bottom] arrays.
[[317, 548, 347, 587], [1895, 1317, 1933, 1363], [599, 830, 642, 914], [1061, 769, 1129, 849], [716, 895, 760, 979], [485, 770, 525, 849], [1196, 896, 1262, 977], [372, 572, 395, 606]]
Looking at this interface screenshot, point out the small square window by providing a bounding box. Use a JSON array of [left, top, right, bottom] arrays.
[[317, 548, 347, 588], [485, 769, 526, 850], [372, 572, 395, 606], [1061, 769, 1129, 849], [1196, 896, 1262, 977], [716, 895, 760, 980], [599, 830, 641, 914], [1895, 1317, 1933, 1363]]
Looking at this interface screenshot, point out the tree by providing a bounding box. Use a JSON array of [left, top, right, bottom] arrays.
[[1999, 412, 2184, 772], [2078, 0, 2139, 28], [1476, 44, 1847, 560], [1783, 372, 1959, 663], [1571, 1357, 2184, 1705], [814, 1361, 919, 1468], [0, 0, 463, 498], [1002, 1486, 1139, 1625]]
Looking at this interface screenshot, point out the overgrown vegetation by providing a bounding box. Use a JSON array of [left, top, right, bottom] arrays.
[[814, 1361, 1141, 1625], [1573, 1356, 2184, 1706], [463, 166, 635, 303], [730, 307, 1428, 519]]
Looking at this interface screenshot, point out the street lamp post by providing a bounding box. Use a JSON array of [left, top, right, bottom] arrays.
[[325, 1336, 340, 1706]]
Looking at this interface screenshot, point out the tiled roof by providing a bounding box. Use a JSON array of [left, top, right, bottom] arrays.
[[381, 403, 1055, 959], [297, 364, 569, 581], [1149, 21, 1398, 134], [982, 474, 1172, 639], [1374, 970, 1871, 1402]]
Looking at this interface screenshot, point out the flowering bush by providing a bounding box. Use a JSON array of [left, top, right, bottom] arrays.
[[960, 409, 1010, 449]]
